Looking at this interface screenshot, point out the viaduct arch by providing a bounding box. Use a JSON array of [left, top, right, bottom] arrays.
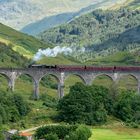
[[0, 66, 140, 99]]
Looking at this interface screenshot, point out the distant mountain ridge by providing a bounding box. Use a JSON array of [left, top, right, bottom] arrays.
[[0, 0, 130, 33], [0, 0, 102, 30], [21, 0, 131, 35], [21, 12, 75, 36]]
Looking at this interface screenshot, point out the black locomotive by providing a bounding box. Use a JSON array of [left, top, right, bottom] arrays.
[[28, 64, 57, 69]]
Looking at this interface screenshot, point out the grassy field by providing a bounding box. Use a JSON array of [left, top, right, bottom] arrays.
[[90, 128, 140, 140], [89, 116, 140, 140]]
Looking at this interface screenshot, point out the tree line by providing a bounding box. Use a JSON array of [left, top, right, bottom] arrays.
[[57, 83, 140, 126]]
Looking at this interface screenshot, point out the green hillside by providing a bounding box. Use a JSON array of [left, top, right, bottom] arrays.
[[0, 23, 78, 66], [39, 2, 140, 65], [0, 42, 30, 67], [0, 23, 53, 59]]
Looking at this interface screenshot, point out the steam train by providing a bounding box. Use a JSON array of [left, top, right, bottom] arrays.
[[28, 64, 140, 71]]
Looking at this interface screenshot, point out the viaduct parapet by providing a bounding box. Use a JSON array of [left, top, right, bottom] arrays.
[[0, 66, 140, 99]]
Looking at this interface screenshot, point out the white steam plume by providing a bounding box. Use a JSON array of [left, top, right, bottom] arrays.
[[33, 46, 72, 61], [33, 46, 85, 61]]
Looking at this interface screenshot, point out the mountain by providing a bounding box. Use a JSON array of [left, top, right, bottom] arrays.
[[39, 8, 140, 47], [0, 0, 131, 33], [21, 0, 131, 35], [38, 5, 140, 65], [21, 12, 75, 36], [0, 0, 102, 30], [86, 26, 140, 65]]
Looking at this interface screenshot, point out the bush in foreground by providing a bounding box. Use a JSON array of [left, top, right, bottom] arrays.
[[35, 124, 91, 140], [35, 124, 77, 139], [64, 125, 92, 140], [11, 134, 27, 140], [44, 133, 59, 140]]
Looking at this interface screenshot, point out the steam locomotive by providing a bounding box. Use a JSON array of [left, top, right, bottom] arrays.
[[28, 64, 57, 69]]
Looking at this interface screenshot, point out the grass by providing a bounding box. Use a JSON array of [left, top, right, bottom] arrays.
[[0, 23, 52, 53], [0, 37, 33, 59], [89, 128, 140, 140], [89, 116, 140, 140]]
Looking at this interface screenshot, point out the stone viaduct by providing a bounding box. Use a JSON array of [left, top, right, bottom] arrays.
[[0, 66, 140, 99]]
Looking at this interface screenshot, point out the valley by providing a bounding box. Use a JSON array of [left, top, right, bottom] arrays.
[[0, 0, 140, 139]]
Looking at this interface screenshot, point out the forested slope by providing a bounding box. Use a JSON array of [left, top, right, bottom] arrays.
[[39, 7, 140, 64]]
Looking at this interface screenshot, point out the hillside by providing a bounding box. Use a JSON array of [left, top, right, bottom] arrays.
[[0, 23, 78, 66], [0, 23, 53, 55], [0, 42, 29, 67], [38, 6, 140, 65], [21, 0, 131, 35]]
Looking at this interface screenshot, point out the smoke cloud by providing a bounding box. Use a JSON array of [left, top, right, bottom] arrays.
[[33, 46, 86, 61]]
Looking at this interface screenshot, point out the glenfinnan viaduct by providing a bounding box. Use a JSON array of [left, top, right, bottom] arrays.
[[0, 66, 140, 99]]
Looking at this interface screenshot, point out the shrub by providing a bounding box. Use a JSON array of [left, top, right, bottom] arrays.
[[35, 124, 92, 140], [44, 133, 59, 140], [35, 124, 77, 139], [75, 125, 92, 140], [64, 132, 78, 140], [11, 134, 27, 140], [64, 125, 92, 140]]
